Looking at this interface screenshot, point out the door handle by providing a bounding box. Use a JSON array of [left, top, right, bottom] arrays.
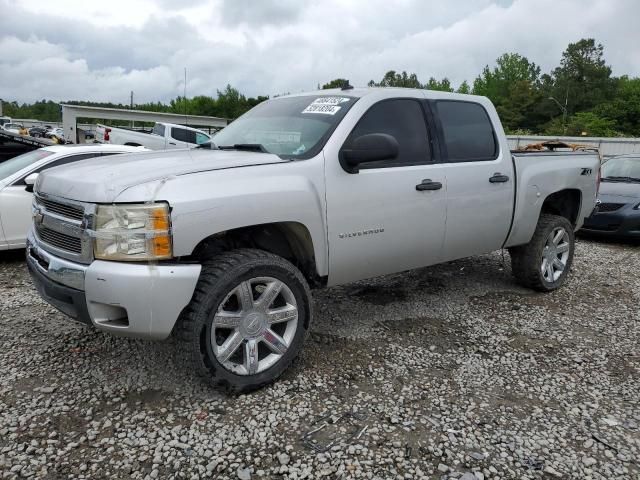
[[489, 173, 509, 183], [416, 179, 442, 191], [169, 142, 177, 145]]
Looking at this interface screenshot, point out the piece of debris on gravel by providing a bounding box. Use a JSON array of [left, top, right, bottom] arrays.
[[1, 239, 638, 479]]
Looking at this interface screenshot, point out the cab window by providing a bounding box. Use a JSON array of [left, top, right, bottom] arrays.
[[435, 101, 497, 162], [172, 128, 197, 144], [342, 98, 431, 169]]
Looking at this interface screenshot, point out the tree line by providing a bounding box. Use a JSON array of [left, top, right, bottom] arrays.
[[1, 85, 268, 128], [323, 39, 639, 137], [3, 38, 639, 137]]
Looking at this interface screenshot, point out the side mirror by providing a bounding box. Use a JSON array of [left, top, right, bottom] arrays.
[[341, 133, 399, 173], [24, 173, 38, 193]]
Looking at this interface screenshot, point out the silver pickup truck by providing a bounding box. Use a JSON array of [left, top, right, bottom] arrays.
[[26, 88, 600, 392]]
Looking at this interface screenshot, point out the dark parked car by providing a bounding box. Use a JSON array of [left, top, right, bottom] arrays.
[[582, 154, 640, 239], [28, 126, 49, 138]]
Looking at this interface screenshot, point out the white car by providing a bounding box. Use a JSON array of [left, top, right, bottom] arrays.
[[45, 127, 65, 141], [1, 123, 24, 134], [0, 144, 147, 250]]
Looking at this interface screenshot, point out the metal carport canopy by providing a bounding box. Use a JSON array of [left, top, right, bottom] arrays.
[[61, 104, 228, 143]]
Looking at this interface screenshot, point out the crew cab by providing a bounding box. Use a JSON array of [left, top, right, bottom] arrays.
[[95, 122, 211, 150], [27, 88, 599, 392]]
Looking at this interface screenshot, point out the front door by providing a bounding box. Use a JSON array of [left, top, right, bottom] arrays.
[[324, 97, 447, 286], [431, 100, 514, 260]]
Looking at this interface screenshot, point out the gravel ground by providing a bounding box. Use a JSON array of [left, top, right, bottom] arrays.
[[1, 238, 639, 479]]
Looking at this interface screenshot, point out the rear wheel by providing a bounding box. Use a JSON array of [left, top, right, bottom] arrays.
[[509, 214, 575, 292], [177, 249, 311, 393]]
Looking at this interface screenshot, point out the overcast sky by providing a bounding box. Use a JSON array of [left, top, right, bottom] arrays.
[[1, 0, 639, 104]]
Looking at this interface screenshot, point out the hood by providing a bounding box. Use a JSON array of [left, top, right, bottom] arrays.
[[598, 180, 640, 204], [36, 148, 288, 203]]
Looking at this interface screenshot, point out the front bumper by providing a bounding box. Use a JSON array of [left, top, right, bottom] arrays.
[[581, 205, 640, 238], [26, 232, 201, 340]]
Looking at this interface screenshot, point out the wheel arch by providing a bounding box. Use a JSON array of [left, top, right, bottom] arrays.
[[540, 189, 582, 227], [505, 187, 583, 248], [188, 222, 325, 287]]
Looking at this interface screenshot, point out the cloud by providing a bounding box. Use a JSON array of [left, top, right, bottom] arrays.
[[219, 0, 305, 26], [0, 0, 638, 104]]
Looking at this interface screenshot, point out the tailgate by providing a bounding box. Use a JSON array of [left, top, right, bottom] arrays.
[[95, 125, 107, 143]]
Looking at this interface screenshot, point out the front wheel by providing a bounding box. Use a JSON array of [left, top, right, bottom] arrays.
[[509, 214, 575, 292], [176, 249, 311, 393]]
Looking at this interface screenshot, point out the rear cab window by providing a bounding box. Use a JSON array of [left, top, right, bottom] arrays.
[[172, 128, 197, 144], [152, 124, 166, 137], [434, 101, 498, 162]]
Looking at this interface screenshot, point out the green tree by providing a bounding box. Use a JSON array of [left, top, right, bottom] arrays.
[[369, 70, 422, 88], [214, 85, 249, 119], [473, 53, 540, 100], [547, 111, 618, 137], [473, 53, 542, 131], [425, 77, 453, 92], [595, 76, 640, 136], [321, 78, 350, 89], [550, 38, 615, 115], [456, 81, 471, 94]]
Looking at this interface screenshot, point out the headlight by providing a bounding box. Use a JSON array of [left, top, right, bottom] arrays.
[[93, 203, 172, 261]]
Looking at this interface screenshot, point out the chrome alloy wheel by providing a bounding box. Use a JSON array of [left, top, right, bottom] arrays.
[[541, 227, 570, 283], [211, 277, 298, 375]]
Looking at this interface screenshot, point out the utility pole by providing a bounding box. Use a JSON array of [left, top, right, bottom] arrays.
[[563, 87, 569, 135], [184, 67, 188, 126], [130, 91, 134, 129], [549, 95, 568, 135]]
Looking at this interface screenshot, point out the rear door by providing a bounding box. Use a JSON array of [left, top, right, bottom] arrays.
[[430, 100, 514, 260], [325, 97, 447, 285]]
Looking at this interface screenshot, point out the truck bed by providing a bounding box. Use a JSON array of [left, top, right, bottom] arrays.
[[506, 150, 600, 247]]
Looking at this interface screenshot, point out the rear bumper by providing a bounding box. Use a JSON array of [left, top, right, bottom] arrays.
[[581, 207, 640, 238], [26, 233, 201, 340]]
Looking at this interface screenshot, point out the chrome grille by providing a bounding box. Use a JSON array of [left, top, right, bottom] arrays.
[[33, 193, 94, 263], [36, 197, 84, 221], [597, 202, 625, 213], [36, 225, 82, 253]]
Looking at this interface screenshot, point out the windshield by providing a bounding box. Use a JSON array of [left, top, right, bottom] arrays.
[[601, 156, 640, 181], [212, 95, 357, 158], [0, 149, 54, 182]]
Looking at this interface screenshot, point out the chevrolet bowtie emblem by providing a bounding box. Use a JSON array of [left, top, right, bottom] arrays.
[[33, 207, 44, 225]]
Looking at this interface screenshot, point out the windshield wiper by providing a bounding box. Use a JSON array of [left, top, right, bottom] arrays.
[[602, 176, 640, 183], [217, 143, 268, 153]]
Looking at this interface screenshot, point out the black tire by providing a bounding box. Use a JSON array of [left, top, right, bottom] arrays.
[[176, 248, 312, 394], [509, 214, 575, 292]]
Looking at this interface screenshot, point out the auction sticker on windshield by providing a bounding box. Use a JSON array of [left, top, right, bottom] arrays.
[[302, 97, 351, 115]]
